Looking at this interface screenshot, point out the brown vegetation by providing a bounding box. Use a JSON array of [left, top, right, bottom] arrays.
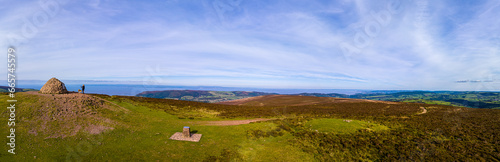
[[218, 95, 400, 106]]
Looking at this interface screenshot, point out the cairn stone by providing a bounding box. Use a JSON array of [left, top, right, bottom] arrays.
[[40, 78, 68, 94]]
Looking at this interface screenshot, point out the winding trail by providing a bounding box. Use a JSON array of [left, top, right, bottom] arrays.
[[418, 107, 428, 115]]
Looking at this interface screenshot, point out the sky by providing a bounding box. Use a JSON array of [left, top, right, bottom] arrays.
[[1, 0, 499, 91]]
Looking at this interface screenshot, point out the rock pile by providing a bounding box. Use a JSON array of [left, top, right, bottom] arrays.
[[40, 77, 68, 94]]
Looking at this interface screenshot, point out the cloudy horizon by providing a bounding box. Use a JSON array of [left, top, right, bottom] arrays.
[[1, 0, 499, 91]]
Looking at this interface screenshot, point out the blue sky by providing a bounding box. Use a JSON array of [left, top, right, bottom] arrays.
[[1, 0, 499, 90]]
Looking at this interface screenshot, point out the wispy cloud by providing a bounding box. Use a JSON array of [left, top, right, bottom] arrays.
[[1, 0, 498, 90]]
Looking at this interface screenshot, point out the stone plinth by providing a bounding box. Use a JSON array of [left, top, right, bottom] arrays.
[[169, 126, 202, 142], [183, 126, 190, 137]]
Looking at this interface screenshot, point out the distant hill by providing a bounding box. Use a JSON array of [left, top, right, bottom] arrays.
[[135, 90, 277, 103], [0, 86, 37, 92]]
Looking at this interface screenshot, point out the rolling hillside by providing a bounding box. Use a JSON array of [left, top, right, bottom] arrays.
[[1, 91, 499, 161]]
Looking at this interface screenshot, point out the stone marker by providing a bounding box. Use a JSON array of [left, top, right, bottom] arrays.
[[169, 126, 202, 142], [183, 126, 190, 137]]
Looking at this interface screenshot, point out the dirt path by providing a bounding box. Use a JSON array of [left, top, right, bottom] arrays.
[[195, 118, 273, 126], [418, 107, 428, 115]]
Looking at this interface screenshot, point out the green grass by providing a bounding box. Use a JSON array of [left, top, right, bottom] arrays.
[[305, 118, 388, 134], [75, 96, 305, 161], [238, 133, 315, 161], [0, 93, 309, 161]]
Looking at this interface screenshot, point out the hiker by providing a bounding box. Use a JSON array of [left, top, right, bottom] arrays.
[[81, 84, 85, 94]]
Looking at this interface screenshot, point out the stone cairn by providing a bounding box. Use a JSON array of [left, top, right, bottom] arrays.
[[39, 77, 68, 94]]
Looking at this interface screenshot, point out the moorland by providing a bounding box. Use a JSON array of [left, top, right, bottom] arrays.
[[0, 91, 499, 161]]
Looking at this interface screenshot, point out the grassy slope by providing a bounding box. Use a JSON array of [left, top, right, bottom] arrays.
[[0, 93, 314, 161]]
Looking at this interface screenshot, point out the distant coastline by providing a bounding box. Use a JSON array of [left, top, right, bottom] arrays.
[[13, 83, 369, 96], [10, 80, 372, 96], [7, 80, 500, 97]]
